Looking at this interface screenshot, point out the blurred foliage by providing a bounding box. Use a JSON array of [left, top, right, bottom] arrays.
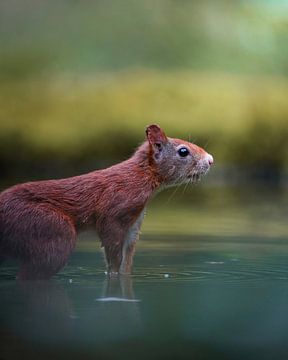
[[0, 0, 288, 184], [143, 187, 288, 238], [0, 71, 287, 169], [1, 0, 287, 74], [229, 116, 288, 183]]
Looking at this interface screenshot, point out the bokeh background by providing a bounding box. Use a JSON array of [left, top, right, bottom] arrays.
[[0, 0, 288, 187], [2, 3, 288, 360]]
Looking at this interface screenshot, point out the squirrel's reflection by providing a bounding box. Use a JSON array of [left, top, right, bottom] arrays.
[[0, 275, 142, 348], [95, 275, 142, 340], [103, 274, 137, 299]]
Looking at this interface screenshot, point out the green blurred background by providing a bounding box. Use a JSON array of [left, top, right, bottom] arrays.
[[2, 5, 288, 358], [0, 0, 288, 186]]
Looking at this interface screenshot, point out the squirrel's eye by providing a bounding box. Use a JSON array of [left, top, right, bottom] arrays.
[[178, 147, 190, 157]]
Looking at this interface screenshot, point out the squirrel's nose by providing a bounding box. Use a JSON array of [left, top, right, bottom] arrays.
[[205, 154, 214, 166]]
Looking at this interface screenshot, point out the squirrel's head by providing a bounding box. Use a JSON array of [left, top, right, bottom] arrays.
[[146, 124, 213, 186]]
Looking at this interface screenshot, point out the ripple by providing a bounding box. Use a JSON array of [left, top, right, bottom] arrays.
[[2, 255, 288, 285], [41, 257, 288, 285], [131, 257, 288, 284]]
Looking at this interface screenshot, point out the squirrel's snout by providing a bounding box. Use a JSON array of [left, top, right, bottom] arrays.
[[207, 154, 214, 166], [203, 153, 214, 166], [194, 153, 213, 177]]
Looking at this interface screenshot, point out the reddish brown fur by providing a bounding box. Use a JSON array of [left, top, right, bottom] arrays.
[[0, 125, 213, 280]]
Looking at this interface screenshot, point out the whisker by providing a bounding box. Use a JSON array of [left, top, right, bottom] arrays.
[[182, 180, 190, 195], [204, 138, 210, 149], [165, 183, 182, 204]]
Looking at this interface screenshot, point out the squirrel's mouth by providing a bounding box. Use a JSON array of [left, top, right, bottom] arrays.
[[187, 166, 210, 182], [187, 172, 201, 182]]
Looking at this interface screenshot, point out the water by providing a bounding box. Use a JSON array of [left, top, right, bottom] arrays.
[[1, 187, 288, 360]]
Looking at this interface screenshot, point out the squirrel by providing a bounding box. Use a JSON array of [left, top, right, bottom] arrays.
[[0, 124, 213, 280]]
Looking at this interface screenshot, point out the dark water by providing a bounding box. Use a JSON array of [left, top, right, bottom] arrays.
[[1, 187, 288, 360]]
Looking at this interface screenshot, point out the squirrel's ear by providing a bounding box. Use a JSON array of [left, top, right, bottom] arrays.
[[146, 124, 168, 160], [146, 124, 168, 146]]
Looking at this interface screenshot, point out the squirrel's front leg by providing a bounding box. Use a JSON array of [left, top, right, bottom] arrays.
[[104, 243, 123, 275], [119, 210, 145, 275], [97, 218, 125, 275], [98, 210, 145, 276]]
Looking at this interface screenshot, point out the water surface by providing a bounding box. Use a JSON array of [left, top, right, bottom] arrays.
[[1, 187, 288, 360]]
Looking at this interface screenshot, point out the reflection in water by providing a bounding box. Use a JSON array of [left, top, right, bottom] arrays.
[[97, 275, 141, 302], [95, 276, 142, 341], [100, 274, 140, 300], [0, 280, 75, 360], [0, 275, 143, 359]]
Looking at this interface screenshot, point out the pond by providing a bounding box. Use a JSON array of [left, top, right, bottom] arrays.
[[1, 186, 288, 360]]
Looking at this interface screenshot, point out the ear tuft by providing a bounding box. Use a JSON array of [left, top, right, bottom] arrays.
[[146, 124, 168, 145]]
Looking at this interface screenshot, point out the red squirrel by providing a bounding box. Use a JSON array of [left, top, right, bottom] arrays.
[[0, 125, 213, 280]]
